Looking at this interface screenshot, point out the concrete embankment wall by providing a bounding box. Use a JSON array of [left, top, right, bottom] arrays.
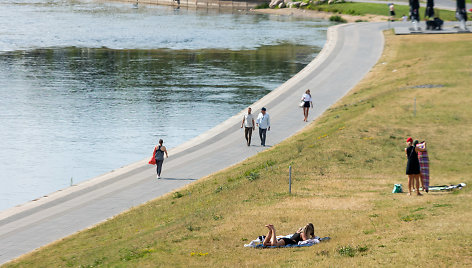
[[110, 0, 268, 10]]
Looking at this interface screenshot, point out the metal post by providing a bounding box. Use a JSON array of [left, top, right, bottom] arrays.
[[289, 166, 292, 194], [414, 97, 416, 116], [70, 177, 73, 186]]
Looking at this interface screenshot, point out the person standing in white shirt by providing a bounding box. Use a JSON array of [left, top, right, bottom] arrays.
[[301, 89, 313, 122], [256, 107, 270, 146], [241, 107, 255, 146]]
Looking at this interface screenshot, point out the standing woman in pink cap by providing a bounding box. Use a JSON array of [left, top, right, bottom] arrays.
[[405, 137, 425, 195]]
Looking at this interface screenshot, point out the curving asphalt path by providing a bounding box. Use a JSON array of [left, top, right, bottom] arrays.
[[0, 22, 387, 264]]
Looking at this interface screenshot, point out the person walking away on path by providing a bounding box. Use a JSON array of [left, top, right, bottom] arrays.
[[405, 137, 425, 196], [154, 139, 168, 179], [263, 223, 315, 246], [416, 140, 430, 192], [389, 3, 396, 21], [241, 107, 255, 146], [425, 0, 435, 19], [301, 89, 313, 122], [256, 107, 270, 146], [409, 0, 420, 23]]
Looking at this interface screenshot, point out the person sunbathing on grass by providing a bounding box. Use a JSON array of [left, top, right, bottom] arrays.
[[262, 223, 314, 246]]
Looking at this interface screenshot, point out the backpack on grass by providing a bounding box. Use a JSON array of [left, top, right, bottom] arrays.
[[392, 184, 403, 193]]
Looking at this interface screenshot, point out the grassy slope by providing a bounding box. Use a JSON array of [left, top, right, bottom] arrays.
[[7, 32, 472, 267], [304, 2, 457, 21]]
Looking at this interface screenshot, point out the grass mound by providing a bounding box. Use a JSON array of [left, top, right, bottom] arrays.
[[6, 32, 472, 267]]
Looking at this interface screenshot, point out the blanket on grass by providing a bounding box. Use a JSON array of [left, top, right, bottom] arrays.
[[244, 234, 330, 248], [428, 183, 466, 191]]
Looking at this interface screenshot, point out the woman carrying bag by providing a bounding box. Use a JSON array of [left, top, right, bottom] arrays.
[[148, 139, 168, 179]]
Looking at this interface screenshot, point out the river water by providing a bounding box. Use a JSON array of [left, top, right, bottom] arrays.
[[0, 0, 332, 211]]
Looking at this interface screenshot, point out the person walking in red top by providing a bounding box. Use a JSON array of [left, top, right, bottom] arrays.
[[149, 139, 168, 179]]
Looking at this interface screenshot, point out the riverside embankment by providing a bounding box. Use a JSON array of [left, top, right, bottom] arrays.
[[5, 27, 472, 267], [0, 17, 387, 265]]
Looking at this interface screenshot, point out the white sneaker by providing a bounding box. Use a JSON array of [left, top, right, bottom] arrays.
[[157, 175, 160, 179]]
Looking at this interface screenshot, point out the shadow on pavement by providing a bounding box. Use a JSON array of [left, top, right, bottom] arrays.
[[161, 177, 196, 181]]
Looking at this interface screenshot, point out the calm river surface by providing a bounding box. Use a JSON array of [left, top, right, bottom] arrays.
[[0, 0, 332, 211]]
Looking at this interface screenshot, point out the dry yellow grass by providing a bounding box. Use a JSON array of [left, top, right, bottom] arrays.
[[6, 32, 472, 267]]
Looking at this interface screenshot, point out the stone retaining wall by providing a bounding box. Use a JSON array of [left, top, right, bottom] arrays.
[[110, 0, 269, 10]]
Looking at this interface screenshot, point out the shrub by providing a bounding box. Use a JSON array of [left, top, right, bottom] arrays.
[[173, 191, 184, 199], [254, 2, 269, 9], [214, 186, 224, 194], [330, 15, 347, 23], [246, 171, 260, 181]]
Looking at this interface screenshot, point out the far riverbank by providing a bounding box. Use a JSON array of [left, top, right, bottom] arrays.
[[103, 0, 265, 10], [250, 7, 388, 22], [107, 0, 389, 21]]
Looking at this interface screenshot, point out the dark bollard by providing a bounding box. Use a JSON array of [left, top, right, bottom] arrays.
[[289, 165, 292, 194]]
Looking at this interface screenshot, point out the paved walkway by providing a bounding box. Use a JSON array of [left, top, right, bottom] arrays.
[[0, 22, 387, 265], [350, 0, 472, 11]]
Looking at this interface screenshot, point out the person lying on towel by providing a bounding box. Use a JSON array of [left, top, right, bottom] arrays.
[[263, 223, 314, 246]]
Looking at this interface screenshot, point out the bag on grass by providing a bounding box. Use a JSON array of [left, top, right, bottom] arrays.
[[392, 184, 403, 193]]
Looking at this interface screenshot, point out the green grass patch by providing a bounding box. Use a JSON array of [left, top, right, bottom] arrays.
[[120, 247, 155, 261], [411, 207, 426, 212], [433, 203, 452, 208], [401, 213, 425, 222], [304, 2, 457, 21], [338, 245, 369, 257]]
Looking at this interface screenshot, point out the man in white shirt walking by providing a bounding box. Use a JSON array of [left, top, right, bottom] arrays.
[[241, 107, 255, 146], [256, 107, 270, 146]]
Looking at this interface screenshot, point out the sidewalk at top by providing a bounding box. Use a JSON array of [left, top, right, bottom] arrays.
[[349, 0, 472, 11]]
